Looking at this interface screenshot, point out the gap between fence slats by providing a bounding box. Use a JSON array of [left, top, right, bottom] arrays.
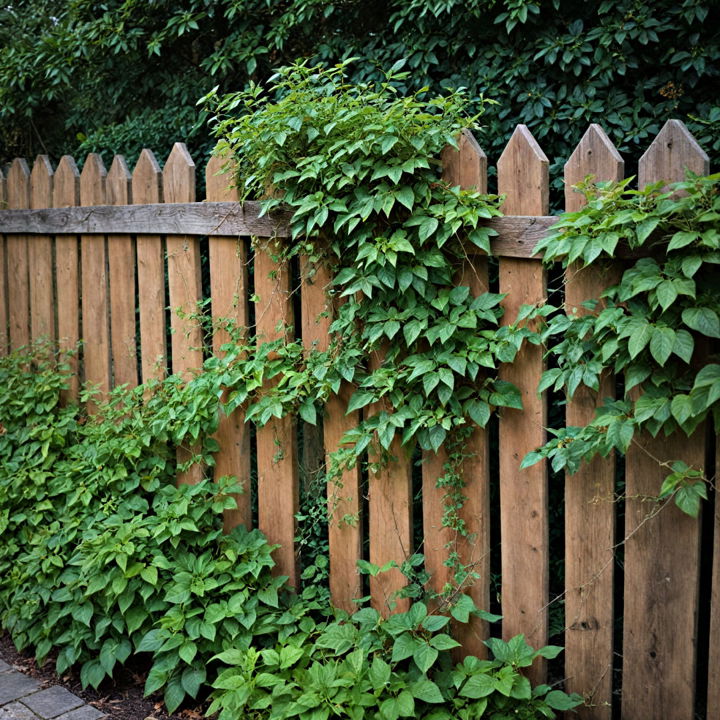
[[497, 124, 549, 686]]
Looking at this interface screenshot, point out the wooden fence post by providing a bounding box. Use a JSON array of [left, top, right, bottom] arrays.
[[29, 156, 54, 343], [206, 154, 252, 531], [7, 158, 31, 351], [621, 119, 709, 720], [497, 124, 549, 684], [107, 155, 138, 389], [80, 154, 111, 398], [709, 441, 720, 720], [132, 149, 166, 383], [255, 236, 300, 587], [53, 156, 81, 398], [0, 168, 6, 356], [562, 124, 623, 719], [422, 128, 491, 657], [164, 143, 204, 486]]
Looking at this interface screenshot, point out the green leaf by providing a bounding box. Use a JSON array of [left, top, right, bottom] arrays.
[[682, 307, 720, 338], [649, 326, 675, 365], [179, 640, 197, 664], [164, 678, 186, 714], [347, 390, 375, 413], [673, 329, 694, 363], [391, 632, 419, 662], [627, 321, 652, 358], [80, 659, 106, 690], [181, 667, 206, 698], [409, 679, 444, 704], [429, 633, 461, 651], [460, 672, 495, 699], [395, 187, 415, 211], [544, 690, 584, 711], [413, 642, 439, 673], [655, 280, 677, 311]]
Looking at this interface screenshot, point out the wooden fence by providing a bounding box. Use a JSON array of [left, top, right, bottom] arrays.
[[0, 119, 718, 720]]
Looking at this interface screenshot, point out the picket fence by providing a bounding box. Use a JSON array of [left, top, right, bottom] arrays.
[[0, 119, 717, 720]]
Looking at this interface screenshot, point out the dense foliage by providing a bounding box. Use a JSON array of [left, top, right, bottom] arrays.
[[0, 343, 582, 718], [1, 0, 718, 196], [524, 173, 720, 516]]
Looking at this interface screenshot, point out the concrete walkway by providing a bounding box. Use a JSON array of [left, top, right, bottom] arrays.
[[0, 659, 105, 720]]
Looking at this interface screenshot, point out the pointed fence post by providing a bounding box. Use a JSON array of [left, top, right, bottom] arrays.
[[80, 154, 111, 400], [563, 124, 623, 720], [107, 155, 138, 389], [29, 156, 55, 343], [622, 120, 709, 720], [206, 154, 252, 531], [7, 158, 31, 350], [497, 125, 549, 684], [132, 149, 166, 383], [422, 128, 491, 657], [255, 235, 300, 587], [164, 143, 204, 486], [54, 156, 81, 398], [0, 168, 6, 356]]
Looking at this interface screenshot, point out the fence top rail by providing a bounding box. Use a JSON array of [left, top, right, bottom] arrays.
[[0, 201, 558, 258]]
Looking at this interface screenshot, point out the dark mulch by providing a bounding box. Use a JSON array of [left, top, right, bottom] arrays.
[[0, 633, 210, 720]]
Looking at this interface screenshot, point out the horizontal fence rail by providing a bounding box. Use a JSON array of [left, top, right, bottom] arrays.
[[0, 122, 718, 720]]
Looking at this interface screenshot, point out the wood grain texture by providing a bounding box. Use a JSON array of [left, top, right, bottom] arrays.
[[300, 257, 362, 612], [80, 154, 111, 398], [132, 149, 166, 383], [621, 121, 707, 720], [563, 124, 623, 720], [53, 156, 81, 398], [164, 143, 204, 486], [107, 155, 138, 389], [29, 156, 55, 343], [422, 131, 490, 658], [6, 158, 31, 350], [0, 167, 6, 356], [497, 124, 549, 685], [708, 436, 720, 720], [206, 155, 251, 531], [368, 352, 414, 617], [255, 239, 299, 587]]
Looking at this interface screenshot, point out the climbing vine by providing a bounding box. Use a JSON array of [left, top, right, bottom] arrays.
[[523, 173, 720, 515]]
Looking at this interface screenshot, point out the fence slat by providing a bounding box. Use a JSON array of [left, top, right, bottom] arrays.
[[132, 150, 166, 383], [0, 168, 6, 356], [80, 154, 111, 398], [29, 156, 54, 343], [422, 129, 491, 657], [497, 125, 549, 684], [53, 156, 81, 398], [206, 155, 251, 531], [709, 436, 720, 720], [300, 257, 363, 612], [621, 120, 709, 720], [107, 155, 137, 389], [164, 143, 203, 486], [563, 124, 623, 719], [255, 239, 299, 586], [7, 159, 31, 351]]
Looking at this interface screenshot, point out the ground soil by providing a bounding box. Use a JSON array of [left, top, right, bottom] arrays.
[[0, 633, 211, 720]]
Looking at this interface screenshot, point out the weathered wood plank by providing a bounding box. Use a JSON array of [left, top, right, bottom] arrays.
[[562, 124, 623, 720], [708, 436, 720, 720], [422, 130, 491, 658], [255, 238, 299, 587], [497, 124, 549, 685], [29, 156, 55, 343], [107, 155, 138, 389], [622, 120, 708, 720], [6, 159, 31, 351], [80, 154, 111, 398], [0, 167, 6, 356], [132, 149, 166, 383], [300, 257, 363, 612], [164, 143, 204, 487], [206, 155, 251, 531], [53, 156, 81, 398]]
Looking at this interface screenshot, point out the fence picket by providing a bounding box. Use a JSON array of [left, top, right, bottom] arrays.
[[709, 437, 720, 719], [422, 129, 491, 657], [255, 238, 299, 587], [80, 154, 111, 398], [164, 143, 203, 486], [300, 257, 363, 612], [53, 156, 81, 398], [497, 125, 549, 684], [0, 168, 6, 356], [29, 156, 54, 343], [7, 159, 31, 351], [563, 124, 623, 719], [206, 155, 251, 531], [132, 149, 166, 383], [621, 120, 709, 720], [107, 155, 137, 389]]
